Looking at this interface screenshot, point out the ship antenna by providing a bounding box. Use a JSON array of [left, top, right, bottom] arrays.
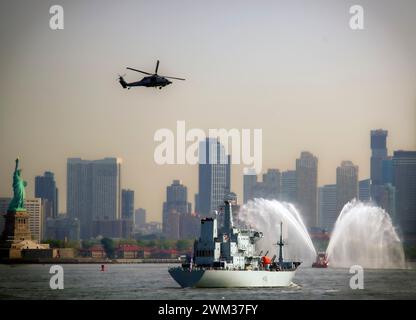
[[278, 221, 284, 265]]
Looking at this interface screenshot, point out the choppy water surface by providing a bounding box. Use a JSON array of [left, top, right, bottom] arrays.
[[0, 264, 415, 300]]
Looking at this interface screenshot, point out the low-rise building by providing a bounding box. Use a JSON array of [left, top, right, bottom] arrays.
[[115, 244, 142, 259], [79, 244, 106, 259]]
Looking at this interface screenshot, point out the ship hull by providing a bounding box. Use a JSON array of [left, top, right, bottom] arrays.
[[169, 268, 296, 288]]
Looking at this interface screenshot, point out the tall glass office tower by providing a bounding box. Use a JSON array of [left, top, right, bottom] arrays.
[[198, 138, 229, 216]]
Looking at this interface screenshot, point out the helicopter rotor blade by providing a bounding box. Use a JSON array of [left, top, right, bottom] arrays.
[[126, 67, 152, 75], [155, 60, 160, 74], [162, 75, 186, 81]]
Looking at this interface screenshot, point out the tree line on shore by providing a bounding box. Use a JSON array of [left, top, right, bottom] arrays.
[[43, 238, 194, 251]]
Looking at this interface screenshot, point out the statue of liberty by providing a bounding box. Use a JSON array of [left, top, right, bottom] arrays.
[[8, 158, 27, 211]]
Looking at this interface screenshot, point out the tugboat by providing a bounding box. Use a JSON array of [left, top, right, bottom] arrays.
[[168, 201, 301, 288], [312, 252, 328, 268]]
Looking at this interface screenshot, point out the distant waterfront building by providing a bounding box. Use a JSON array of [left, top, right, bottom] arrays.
[[318, 184, 337, 231], [336, 161, 359, 214], [370, 129, 388, 186], [45, 215, 80, 241], [198, 138, 229, 216], [134, 208, 146, 228], [179, 213, 200, 239], [121, 189, 134, 220], [296, 152, 318, 229], [392, 151, 416, 240], [165, 211, 180, 240], [359, 179, 371, 202], [67, 157, 122, 239], [281, 170, 297, 203], [137, 221, 163, 235], [35, 171, 58, 219], [91, 218, 133, 239], [162, 180, 192, 240]]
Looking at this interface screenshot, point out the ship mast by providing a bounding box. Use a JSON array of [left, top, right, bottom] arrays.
[[278, 221, 284, 265]]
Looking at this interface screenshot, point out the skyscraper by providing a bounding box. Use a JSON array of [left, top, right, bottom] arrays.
[[134, 208, 146, 228], [336, 161, 359, 214], [25, 198, 43, 242], [179, 213, 200, 239], [281, 170, 297, 203], [67, 158, 91, 239], [371, 129, 388, 186], [163, 180, 192, 239], [296, 152, 318, 229], [35, 171, 58, 219], [243, 168, 257, 204], [67, 157, 122, 239], [359, 179, 371, 202], [318, 184, 337, 231], [198, 138, 229, 216], [245, 169, 281, 201], [90, 158, 122, 221], [121, 189, 134, 220], [45, 216, 80, 241], [392, 151, 416, 240], [257, 169, 280, 200], [372, 183, 396, 218], [382, 157, 394, 185], [194, 193, 200, 214], [226, 154, 231, 194]]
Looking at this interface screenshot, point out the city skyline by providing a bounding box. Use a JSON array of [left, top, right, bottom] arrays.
[[2, 128, 411, 239], [0, 130, 414, 223], [1, 0, 416, 222]]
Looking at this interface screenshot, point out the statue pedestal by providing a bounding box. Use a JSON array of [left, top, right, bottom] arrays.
[[0, 209, 33, 259], [1, 209, 32, 245]]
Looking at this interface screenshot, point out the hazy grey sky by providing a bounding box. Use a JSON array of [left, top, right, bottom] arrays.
[[1, 0, 415, 222]]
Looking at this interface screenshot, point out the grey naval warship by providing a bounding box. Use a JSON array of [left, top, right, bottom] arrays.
[[169, 201, 301, 288]]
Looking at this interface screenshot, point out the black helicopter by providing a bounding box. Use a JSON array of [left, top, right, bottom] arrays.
[[119, 60, 185, 90]]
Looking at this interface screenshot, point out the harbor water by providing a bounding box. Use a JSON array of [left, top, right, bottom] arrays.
[[0, 263, 415, 300]]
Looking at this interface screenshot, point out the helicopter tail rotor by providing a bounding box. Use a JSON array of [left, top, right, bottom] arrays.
[[118, 74, 128, 89]]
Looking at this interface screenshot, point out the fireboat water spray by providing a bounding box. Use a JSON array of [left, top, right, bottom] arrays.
[[239, 199, 317, 264], [326, 200, 406, 269], [240, 199, 406, 270]]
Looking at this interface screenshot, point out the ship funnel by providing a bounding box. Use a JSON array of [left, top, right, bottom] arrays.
[[223, 200, 234, 233]]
